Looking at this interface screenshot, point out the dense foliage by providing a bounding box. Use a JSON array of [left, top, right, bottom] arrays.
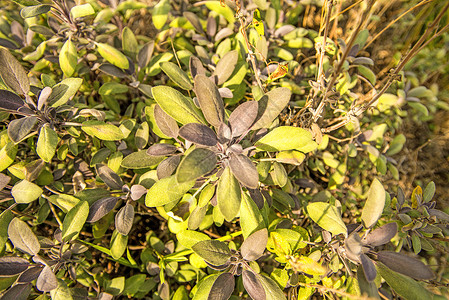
[[0, 0, 448, 299]]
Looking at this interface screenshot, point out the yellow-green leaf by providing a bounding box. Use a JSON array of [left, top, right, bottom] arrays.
[[59, 38, 77, 77], [37, 124, 58, 162], [96, 43, 129, 70]]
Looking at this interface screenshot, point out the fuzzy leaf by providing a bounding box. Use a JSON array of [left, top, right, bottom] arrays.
[[189, 56, 206, 78], [217, 167, 241, 222], [153, 104, 179, 138], [363, 222, 397, 246], [376, 251, 434, 280], [177, 230, 210, 249], [176, 148, 217, 183], [121, 26, 138, 59], [11, 179, 42, 204], [61, 200, 89, 242], [0, 48, 30, 95], [241, 228, 268, 261], [8, 116, 38, 143], [240, 192, 265, 239], [252, 87, 291, 130], [228, 101, 258, 137], [47, 78, 83, 107], [0, 142, 18, 172], [96, 43, 129, 69], [192, 240, 232, 265], [208, 272, 235, 300], [121, 150, 165, 169], [161, 62, 193, 90], [228, 154, 258, 189], [115, 204, 134, 236], [145, 175, 195, 207], [20, 4, 51, 18], [0, 89, 24, 111], [361, 178, 386, 228], [255, 126, 317, 152], [0, 256, 29, 276], [212, 50, 238, 85], [37, 124, 58, 162], [147, 144, 177, 156], [36, 265, 58, 292], [179, 123, 218, 146], [242, 270, 266, 300], [96, 164, 124, 190], [82, 121, 124, 141], [306, 202, 347, 236], [59, 38, 77, 77], [194, 74, 225, 127], [87, 197, 118, 223], [8, 218, 40, 255]]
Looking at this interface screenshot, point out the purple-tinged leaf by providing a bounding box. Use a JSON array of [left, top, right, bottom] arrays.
[[176, 148, 217, 183], [218, 87, 233, 99], [0, 256, 29, 276], [206, 16, 217, 37], [183, 12, 204, 33], [208, 272, 235, 300], [212, 50, 238, 85], [96, 164, 123, 190], [8, 116, 38, 143], [17, 265, 43, 283], [0, 38, 19, 49], [115, 204, 134, 236], [179, 123, 218, 146], [0, 283, 31, 300], [157, 155, 182, 179], [147, 143, 177, 156], [217, 122, 231, 144], [241, 228, 268, 261], [130, 184, 147, 201], [138, 40, 155, 69], [0, 173, 11, 191], [189, 56, 206, 79], [228, 154, 259, 189], [356, 264, 379, 299], [36, 265, 58, 292], [154, 104, 179, 138], [242, 270, 266, 300], [215, 28, 233, 42], [192, 240, 232, 266], [274, 25, 295, 37], [8, 218, 40, 255], [99, 64, 128, 78], [86, 197, 118, 223], [0, 48, 30, 95], [428, 208, 449, 221], [228, 101, 258, 137], [360, 254, 377, 282], [194, 74, 224, 127], [248, 188, 264, 209], [0, 89, 24, 111], [376, 251, 434, 280], [363, 222, 397, 246]]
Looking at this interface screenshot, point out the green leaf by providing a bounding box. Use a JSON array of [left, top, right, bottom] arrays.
[[204, 1, 235, 24], [0, 210, 13, 253], [0, 142, 18, 172], [37, 124, 58, 162], [255, 126, 317, 152], [50, 279, 74, 300], [192, 274, 220, 300], [161, 62, 193, 90], [306, 202, 347, 236], [82, 120, 124, 141], [11, 179, 42, 204], [110, 229, 128, 259], [176, 148, 217, 183], [259, 274, 287, 300], [152, 0, 171, 29], [48, 194, 80, 213], [423, 181, 435, 203], [62, 200, 89, 241], [121, 150, 164, 169], [386, 134, 406, 156], [192, 239, 231, 265], [47, 78, 83, 107], [357, 65, 376, 85], [59, 38, 77, 77], [70, 3, 95, 19], [99, 82, 129, 96], [145, 175, 195, 207], [122, 26, 138, 59], [176, 230, 210, 249], [217, 167, 241, 222], [8, 217, 40, 255], [377, 262, 434, 300], [96, 43, 129, 70], [152, 86, 205, 125], [0, 48, 30, 95], [11, 0, 40, 6], [252, 87, 291, 130], [361, 178, 385, 228], [240, 192, 265, 239], [20, 4, 51, 18]]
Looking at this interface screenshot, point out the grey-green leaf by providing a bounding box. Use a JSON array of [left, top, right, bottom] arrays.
[[37, 124, 58, 162], [192, 240, 232, 265], [161, 62, 193, 90], [47, 78, 83, 108], [8, 218, 40, 255], [121, 150, 165, 169], [8, 116, 38, 143], [194, 74, 225, 127], [306, 202, 347, 236], [361, 178, 386, 228], [208, 272, 235, 300], [36, 265, 58, 292], [179, 123, 218, 146], [0, 47, 30, 95], [61, 200, 89, 242], [217, 167, 241, 222], [376, 251, 434, 280], [115, 204, 134, 236], [11, 179, 42, 204], [228, 154, 259, 189], [20, 4, 51, 18], [212, 50, 238, 85], [241, 228, 268, 261], [363, 222, 397, 247], [176, 148, 217, 183], [252, 87, 291, 130], [87, 197, 118, 223], [152, 86, 206, 125], [82, 120, 124, 141], [96, 164, 123, 190]]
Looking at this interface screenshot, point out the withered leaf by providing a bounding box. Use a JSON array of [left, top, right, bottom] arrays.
[[147, 143, 177, 156], [176, 148, 217, 183], [212, 50, 238, 85], [86, 197, 118, 223], [115, 203, 134, 236], [364, 222, 397, 247], [96, 164, 123, 190], [36, 265, 58, 292], [228, 154, 259, 189], [228, 101, 258, 137], [376, 251, 434, 280], [194, 74, 224, 127], [208, 272, 235, 300], [8, 116, 38, 143], [242, 270, 266, 300], [0, 89, 24, 111], [241, 228, 268, 261], [0, 256, 29, 276], [360, 253, 377, 282], [190, 56, 206, 79], [179, 123, 218, 146], [157, 155, 181, 180], [154, 104, 179, 138]]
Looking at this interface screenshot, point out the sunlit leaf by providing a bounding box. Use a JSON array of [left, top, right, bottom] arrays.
[[217, 167, 241, 222], [176, 148, 217, 183], [361, 178, 385, 228], [306, 202, 347, 236], [192, 240, 231, 266], [8, 218, 40, 255], [61, 200, 89, 242]]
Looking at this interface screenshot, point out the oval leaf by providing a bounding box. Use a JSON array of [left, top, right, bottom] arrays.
[[121, 150, 165, 169], [0, 89, 24, 111], [192, 240, 232, 266], [0, 256, 29, 276], [306, 202, 347, 236], [147, 143, 177, 156], [179, 123, 218, 146], [228, 101, 258, 137], [208, 272, 235, 300], [11, 179, 42, 204], [252, 87, 291, 130], [161, 62, 193, 90], [47, 78, 83, 108], [194, 74, 225, 127], [96, 164, 123, 190], [228, 154, 259, 189], [242, 270, 266, 300], [8, 116, 38, 143], [86, 197, 118, 223], [37, 124, 58, 162], [153, 104, 179, 138], [115, 204, 134, 236], [82, 121, 124, 141], [363, 222, 398, 246], [36, 265, 58, 292], [176, 148, 217, 183], [361, 178, 386, 228], [217, 167, 241, 222], [376, 251, 434, 280], [212, 50, 238, 85], [96, 42, 129, 70], [60, 38, 77, 77], [241, 228, 268, 261], [61, 200, 89, 242], [8, 218, 40, 255], [255, 126, 317, 153], [145, 175, 195, 207], [0, 47, 30, 95]]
